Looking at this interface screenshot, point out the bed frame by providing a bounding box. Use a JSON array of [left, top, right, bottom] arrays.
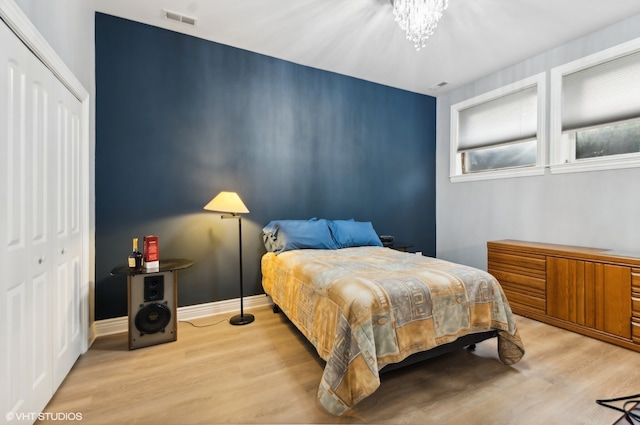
[[272, 304, 498, 374], [378, 330, 498, 373]]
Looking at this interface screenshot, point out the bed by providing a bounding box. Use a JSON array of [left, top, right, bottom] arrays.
[[261, 219, 525, 416]]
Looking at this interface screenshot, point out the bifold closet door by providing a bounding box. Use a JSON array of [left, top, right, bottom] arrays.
[[0, 18, 84, 419], [50, 59, 84, 392]]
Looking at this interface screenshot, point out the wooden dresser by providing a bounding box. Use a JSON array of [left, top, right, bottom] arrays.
[[487, 239, 640, 352]]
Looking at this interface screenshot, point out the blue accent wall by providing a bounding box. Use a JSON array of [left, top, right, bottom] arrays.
[[95, 13, 436, 320]]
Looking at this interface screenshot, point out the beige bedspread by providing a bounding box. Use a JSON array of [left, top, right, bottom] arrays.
[[261, 247, 524, 415]]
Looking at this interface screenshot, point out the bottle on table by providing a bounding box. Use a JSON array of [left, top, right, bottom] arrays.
[[128, 237, 143, 270]]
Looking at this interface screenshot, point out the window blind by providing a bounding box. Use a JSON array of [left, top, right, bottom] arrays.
[[562, 50, 640, 131], [458, 85, 538, 151]]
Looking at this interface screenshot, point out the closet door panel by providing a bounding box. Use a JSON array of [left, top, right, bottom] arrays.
[[30, 82, 48, 250], [30, 271, 51, 394], [2, 40, 26, 417], [0, 21, 54, 416], [6, 283, 26, 414], [51, 82, 84, 388], [4, 59, 26, 252], [26, 40, 56, 415]]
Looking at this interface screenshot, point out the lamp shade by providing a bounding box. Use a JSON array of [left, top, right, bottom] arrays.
[[203, 191, 249, 214]]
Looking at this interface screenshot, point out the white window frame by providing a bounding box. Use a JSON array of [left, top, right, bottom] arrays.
[[550, 37, 640, 174], [450, 73, 546, 182]]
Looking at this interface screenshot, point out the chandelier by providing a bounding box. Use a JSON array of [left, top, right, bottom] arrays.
[[392, 0, 449, 51]]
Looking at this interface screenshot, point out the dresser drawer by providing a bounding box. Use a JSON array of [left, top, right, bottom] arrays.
[[632, 318, 640, 344], [489, 250, 545, 272], [633, 297, 640, 315], [632, 270, 640, 292], [490, 269, 546, 296], [501, 288, 546, 314]]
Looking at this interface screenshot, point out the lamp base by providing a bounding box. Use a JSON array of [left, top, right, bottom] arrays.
[[229, 313, 255, 326]]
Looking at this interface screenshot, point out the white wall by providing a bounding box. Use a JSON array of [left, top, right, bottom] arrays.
[[13, 0, 93, 89], [436, 13, 640, 270]]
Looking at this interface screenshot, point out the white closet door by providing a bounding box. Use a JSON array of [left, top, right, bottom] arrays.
[[0, 17, 84, 419], [0, 19, 54, 417], [51, 83, 83, 389]]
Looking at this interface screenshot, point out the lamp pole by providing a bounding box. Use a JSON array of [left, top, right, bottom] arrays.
[[229, 214, 254, 325]]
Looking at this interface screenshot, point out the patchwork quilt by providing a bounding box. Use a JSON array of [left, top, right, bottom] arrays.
[[261, 247, 524, 415]]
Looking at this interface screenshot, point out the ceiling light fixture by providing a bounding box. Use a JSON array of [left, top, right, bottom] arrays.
[[392, 0, 449, 51]]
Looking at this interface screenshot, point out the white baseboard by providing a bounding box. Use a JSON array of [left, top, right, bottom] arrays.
[[92, 294, 273, 338]]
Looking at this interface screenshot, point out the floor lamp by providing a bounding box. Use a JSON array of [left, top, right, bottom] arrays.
[[204, 191, 255, 325]]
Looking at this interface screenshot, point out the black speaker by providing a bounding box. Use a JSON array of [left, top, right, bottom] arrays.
[[128, 271, 177, 349]]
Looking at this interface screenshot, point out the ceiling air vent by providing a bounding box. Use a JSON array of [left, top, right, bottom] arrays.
[[429, 81, 449, 91], [163, 9, 197, 26]]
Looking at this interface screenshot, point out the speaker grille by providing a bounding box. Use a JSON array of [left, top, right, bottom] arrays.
[[135, 302, 171, 335]]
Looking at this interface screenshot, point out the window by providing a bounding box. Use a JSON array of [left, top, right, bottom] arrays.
[[575, 119, 640, 160], [450, 73, 546, 182], [550, 39, 640, 173]]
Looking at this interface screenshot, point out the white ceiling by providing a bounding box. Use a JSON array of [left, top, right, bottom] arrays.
[[93, 0, 640, 96]]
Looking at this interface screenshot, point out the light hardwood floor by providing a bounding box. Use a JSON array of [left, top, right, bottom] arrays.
[[38, 305, 640, 424]]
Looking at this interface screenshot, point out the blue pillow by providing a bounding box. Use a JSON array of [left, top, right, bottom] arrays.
[[262, 219, 338, 254], [328, 220, 383, 248]]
